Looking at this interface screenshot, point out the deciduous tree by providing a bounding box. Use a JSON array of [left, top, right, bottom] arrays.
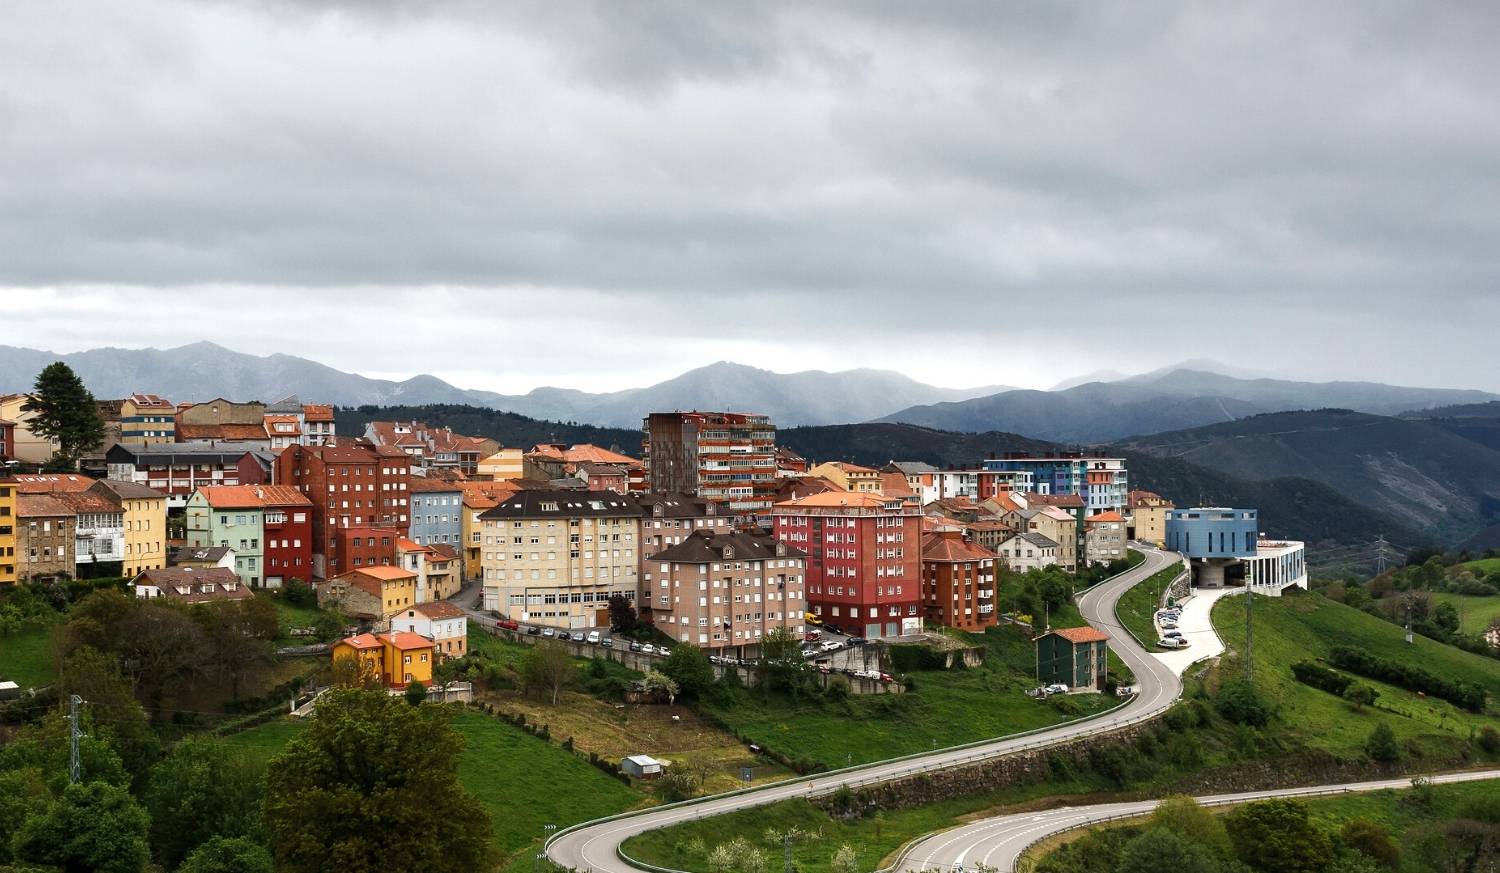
[[177, 836, 275, 873], [142, 736, 265, 869], [659, 643, 715, 700], [262, 689, 492, 873], [1224, 798, 1334, 873], [11, 781, 151, 873], [521, 640, 574, 705]]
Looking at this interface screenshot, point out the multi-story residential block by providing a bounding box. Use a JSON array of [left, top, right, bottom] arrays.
[[459, 482, 517, 581], [0, 479, 16, 585], [1035, 626, 1110, 692], [90, 479, 168, 577], [0, 395, 61, 464], [260, 487, 314, 586], [775, 446, 810, 477], [118, 393, 176, 445], [16, 495, 73, 582], [995, 531, 1061, 573], [317, 566, 418, 625], [920, 530, 998, 632], [1001, 506, 1078, 570], [105, 443, 274, 508], [965, 519, 1015, 552], [338, 526, 403, 571], [263, 415, 303, 450], [645, 530, 806, 655], [1127, 490, 1174, 546], [809, 461, 884, 493], [275, 442, 412, 578], [397, 539, 460, 601], [408, 478, 464, 547], [643, 412, 777, 514], [884, 461, 940, 503], [1083, 511, 1128, 565], [0, 418, 16, 463], [52, 490, 125, 575], [391, 600, 467, 659], [980, 454, 1129, 514], [771, 491, 922, 639], [186, 486, 265, 587], [477, 448, 524, 480], [1011, 492, 1087, 562], [261, 396, 337, 447], [478, 490, 644, 628], [301, 404, 336, 445], [636, 493, 734, 599]]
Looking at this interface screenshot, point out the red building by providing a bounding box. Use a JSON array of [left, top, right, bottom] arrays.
[[276, 442, 412, 578], [336, 526, 403, 571], [920, 530, 998, 632], [771, 491, 922, 639], [259, 485, 314, 586]]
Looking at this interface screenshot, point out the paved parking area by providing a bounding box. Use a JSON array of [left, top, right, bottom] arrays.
[[1150, 586, 1240, 675]]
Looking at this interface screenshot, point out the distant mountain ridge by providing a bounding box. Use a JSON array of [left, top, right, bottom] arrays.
[[0, 343, 1007, 427], [881, 369, 1500, 443]]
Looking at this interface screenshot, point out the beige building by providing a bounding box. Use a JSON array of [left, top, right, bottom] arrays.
[[1128, 490, 1174, 546], [996, 531, 1060, 573], [1084, 511, 1128, 565], [636, 493, 734, 591], [91, 479, 168, 576], [0, 394, 61, 464], [809, 461, 883, 493], [647, 530, 806, 655], [478, 490, 644, 629], [119, 393, 176, 445], [1003, 506, 1078, 570], [477, 448, 525, 480]]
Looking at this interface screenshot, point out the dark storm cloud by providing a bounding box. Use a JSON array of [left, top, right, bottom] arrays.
[[2, 1, 1499, 390]]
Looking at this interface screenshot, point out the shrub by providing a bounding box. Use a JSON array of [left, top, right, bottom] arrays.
[[1343, 683, 1378, 710], [1365, 724, 1400, 763], [1340, 819, 1400, 869], [1479, 725, 1500, 754], [1327, 646, 1485, 712], [1215, 680, 1271, 727], [1291, 661, 1352, 696]]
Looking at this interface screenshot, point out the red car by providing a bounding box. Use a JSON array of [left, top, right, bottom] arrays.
[[496, 618, 520, 631], [804, 630, 822, 642]]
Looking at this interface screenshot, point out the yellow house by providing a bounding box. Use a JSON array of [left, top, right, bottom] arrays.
[[0, 480, 16, 585], [317, 566, 418, 624], [331, 631, 434, 689], [809, 461, 883, 493], [1127, 491, 1175, 547], [0, 394, 60, 464], [91, 479, 168, 576], [477, 447, 524, 480]]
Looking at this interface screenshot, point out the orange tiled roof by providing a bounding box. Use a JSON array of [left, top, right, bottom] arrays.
[[1050, 626, 1110, 644], [775, 491, 903, 509], [1086, 511, 1125, 523], [176, 423, 269, 441], [921, 530, 996, 562], [18, 494, 74, 518], [349, 565, 417, 581], [338, 632, 383, 650], [11, 474, 98, 494], [381, 631, 434, 650], [195, 485, 312, 508], [414, 600, 465, 619], [302, 404, 334, 422]]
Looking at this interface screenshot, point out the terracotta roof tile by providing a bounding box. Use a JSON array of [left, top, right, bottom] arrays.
[[1049, 626, 1110, 644]]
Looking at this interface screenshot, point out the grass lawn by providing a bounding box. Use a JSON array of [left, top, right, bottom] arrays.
[[1457, 557, 1500, 575], [1431, 591, 1500, 635], [705, 624, 1119, 769], [222, 707, 647, 868], [1213, 592, 1500, 759], [623, 776, 1125, 873], [258, 591, 336, 640], [1115, 565, 1180, 648], [0, 625, 56, 689]]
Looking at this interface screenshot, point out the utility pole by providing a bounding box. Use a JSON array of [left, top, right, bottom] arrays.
[[1404, 596, 1414, 645], [69, 694, 82, 784], [1243, 587, 1253, 682], [783, 833, 794, 873], [1374, 534, 1389, 575]]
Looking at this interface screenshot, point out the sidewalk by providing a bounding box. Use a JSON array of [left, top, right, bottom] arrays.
[[1150, 586, 1241, 676]]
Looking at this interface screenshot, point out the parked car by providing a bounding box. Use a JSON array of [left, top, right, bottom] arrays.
[[1164, 630, 1184, 639], [657, 647, 671, 658], [846, 637, 867, 647], [1157, 637, 1189, 649], [586, 631, 601, 644], [557, 631, 571, 641], [1158, 621, 1179, 630], [641, 644, 656, 655], [629, 641, 643, 652], [525, 625, 541, 636], [804, 612, 823, 626], [1044, 683, 1070, 694], [497, 618, 520, 631], [820, 640, 842, 653], [804, 630, 822, 642], [541, 628, 556, 638], [601, 638, 614, 648]]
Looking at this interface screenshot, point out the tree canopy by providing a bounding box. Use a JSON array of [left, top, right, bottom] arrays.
[[22, 362, 105, 470]]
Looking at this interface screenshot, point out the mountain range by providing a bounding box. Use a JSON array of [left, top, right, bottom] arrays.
[[881, 369, 1500, 443], [0, 343, 1008, 427]]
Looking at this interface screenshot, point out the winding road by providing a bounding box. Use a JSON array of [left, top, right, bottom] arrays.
[[547, 547, 1185, 873]]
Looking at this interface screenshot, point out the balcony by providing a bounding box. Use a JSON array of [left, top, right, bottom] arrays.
[[978, 605, 995, 614]]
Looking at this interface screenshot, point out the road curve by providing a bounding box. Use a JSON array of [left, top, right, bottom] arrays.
[[547, 547, 1184, 873], [897, 768, 1500, 872]]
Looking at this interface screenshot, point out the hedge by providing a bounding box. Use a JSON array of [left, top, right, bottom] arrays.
[[1327, 646, 1486, 712], [1290, 661, 1352, 696]]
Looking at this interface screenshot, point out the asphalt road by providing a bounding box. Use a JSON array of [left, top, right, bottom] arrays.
[[897, 768, 1500, 872], [546, 547, 1184, 873]]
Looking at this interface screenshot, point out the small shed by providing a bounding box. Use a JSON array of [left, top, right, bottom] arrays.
[[0, 680, 19, 700], [621, 755, 665, 779], [1034, 626, 1110, 691]]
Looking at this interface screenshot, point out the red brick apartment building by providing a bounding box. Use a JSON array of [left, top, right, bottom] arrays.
[[771, 491, 922, 639], [920, 530, 998, 632], [276, 443, 411, 578], [642, 412, 777, 514]]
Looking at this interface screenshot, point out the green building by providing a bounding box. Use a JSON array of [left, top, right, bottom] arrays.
[[185, 486, 264, 587], [1034, 626, 1109, 691]]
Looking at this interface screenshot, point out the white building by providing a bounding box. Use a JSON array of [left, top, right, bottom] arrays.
[[1243, 540, 1308, 596], [995, 532, 1060, 573], [390, 600, 469, 659]]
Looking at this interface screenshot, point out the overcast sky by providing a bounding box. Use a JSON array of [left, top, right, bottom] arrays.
[[3, 2, 1498, 394]]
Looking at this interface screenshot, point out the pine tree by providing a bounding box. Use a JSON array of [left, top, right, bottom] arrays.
[[22, 362, 105, 470]]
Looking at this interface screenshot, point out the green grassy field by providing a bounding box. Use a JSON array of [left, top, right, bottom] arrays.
[[221, 708, 645, 868], [1213, 592, 1500, 758], [1457, 557, 1500, 575], [705, 624, 1118, 769], [623, 776, 1121, 873], [0, 626, 56, 689], [1431, 591, 1500, 635], [1115, 564, 1181, 647]]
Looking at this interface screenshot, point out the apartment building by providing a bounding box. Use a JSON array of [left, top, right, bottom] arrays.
[[275, 442, 412, 578], [808, 461, 883, 493], [105, 442, 274, 508], [186, 486, 266, 587], [0, 480, 16, 585], [920, 530, 998, 632], [90, 479, 168, 577], [16, 494, 72, 582], [771, 491, 923, 639], [119, 393, 176, 445], [643, 412, 777, 514], [408, 477, 464, 547], [365, 420, 497, 474], [1084, 511, 1128, 565], [647, 530, 806, 655], [980, 454, 1129, 514], [995, 531, 1061, 573], [478, 490, 643, 629], [52, 490, 125, 575], [0, 394, 60, 464], [1127, 490, 1174, 546], [636, 492, 735, 596]]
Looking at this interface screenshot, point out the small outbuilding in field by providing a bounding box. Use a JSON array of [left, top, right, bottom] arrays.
[[621, 755, 665, 779]]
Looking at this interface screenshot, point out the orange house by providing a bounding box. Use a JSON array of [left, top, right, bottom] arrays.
[[331, 630, 435, 688]]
